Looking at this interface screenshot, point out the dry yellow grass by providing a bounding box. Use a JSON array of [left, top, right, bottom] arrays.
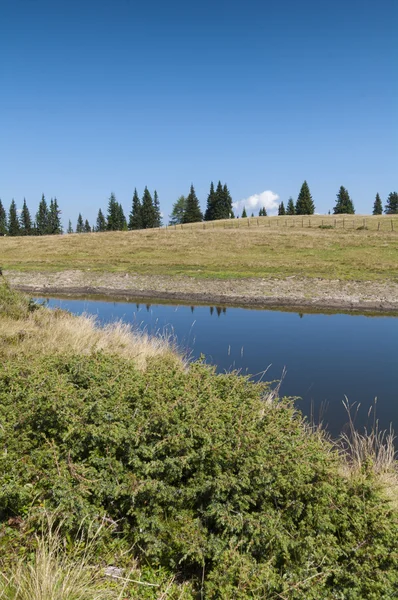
[[0, 298, 178, 370], [1, 214, 398, 281]]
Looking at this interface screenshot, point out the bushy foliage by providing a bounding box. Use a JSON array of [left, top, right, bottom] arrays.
[[0, 348, 397, 598]]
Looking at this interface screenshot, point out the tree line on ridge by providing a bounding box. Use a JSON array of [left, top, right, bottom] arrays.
[[0, 183, 397, 237]]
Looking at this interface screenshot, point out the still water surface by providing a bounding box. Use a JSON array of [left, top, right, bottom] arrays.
[[41, 297, 398, 439]]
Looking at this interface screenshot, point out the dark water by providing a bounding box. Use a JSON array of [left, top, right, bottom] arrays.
[[39, 296, 398, 439]]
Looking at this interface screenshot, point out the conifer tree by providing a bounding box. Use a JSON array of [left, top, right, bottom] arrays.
[[204, 182, 216, 221], [67, 220, 74, 234], [106, 193, 119, 231], [129, 189, 143, 230], [295, 181, 315, 215], [333, 186, 355, 214], [241, 207, 247, 218], [36, 194, 49, 235], [222, 183, 233, 218], [258, 207, 267, 216], [76, 213, 84, 233], [19, 198, 32, 235], [373, 193, 383, 215], [169, 196, 186, 225], [384, 191, 398, 214], [286, 197, 295, 215], [182, 184, 202, 223], [48, 197, 62, 234], [96, 208, 107, 232], [153, 190, 162, 227], [0, 200, 7, 236], [84, 219, 91, 233], [8, 199, 20, 236], [278, 201, 286, 216], [117, 203, 127, 230], [141, 187, 156, 229]]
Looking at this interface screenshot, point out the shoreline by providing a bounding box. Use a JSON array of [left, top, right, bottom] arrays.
[[6, 269, 398, 313]]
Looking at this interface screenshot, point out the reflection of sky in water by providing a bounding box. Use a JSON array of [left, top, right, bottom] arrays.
[[39, 297, 398, 439]]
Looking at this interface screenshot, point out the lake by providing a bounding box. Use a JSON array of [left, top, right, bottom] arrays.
[[39, 296, 398, 440]]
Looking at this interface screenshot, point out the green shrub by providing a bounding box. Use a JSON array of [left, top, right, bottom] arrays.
[[0, 352, 397, 598], [0, 280, 38, 319]]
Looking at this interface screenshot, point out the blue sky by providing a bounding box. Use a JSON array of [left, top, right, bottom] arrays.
[[1, 0, 397, 226]]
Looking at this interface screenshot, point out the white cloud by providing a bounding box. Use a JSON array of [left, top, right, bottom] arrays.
[[233, 190, 279, 216]]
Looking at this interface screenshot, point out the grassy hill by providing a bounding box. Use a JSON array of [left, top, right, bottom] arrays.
[[1, 214, 398, 282]]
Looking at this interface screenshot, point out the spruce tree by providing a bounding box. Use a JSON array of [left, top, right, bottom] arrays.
[[20, 198, 32, 235], [96, 208, 107, 232], [295, 181, 315, 215], [286, 197, 295, 215], [76, 213, 84, 233], [278, 201, 286, 216], [333, 186, 355, 214], [36, 194, 49, 235], [129, 189, 143, 230], [258, 207, 267, 216], [153, 190, 162, 227], [8, 199, 20, 236], [373, 193, 383, 215], [67, 220, 74, 234], [384, 191, 398, 214], [222, 183, 233, 218], [0, 200, 7, 236], [241, 207, 247, 218], [48, 197, 62, 234], [107, 193, 119, 231], [141, 187, 156, 229], [169, 196, 186, 225], [182, 184, 202, 223], [84, 219, 91, 233], [204, 182, 216, 221], [117, 203, 127, 230]]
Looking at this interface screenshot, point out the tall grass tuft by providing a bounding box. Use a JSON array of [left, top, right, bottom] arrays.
[[0, 516, 128, 600], [339, 397, 396, 475]]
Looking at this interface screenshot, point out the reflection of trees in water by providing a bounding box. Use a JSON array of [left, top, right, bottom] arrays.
[[298, 313, 303, 319], [146, 304, 151, 312], [190, 306, 195, 313], [210, 306, 227, 317]]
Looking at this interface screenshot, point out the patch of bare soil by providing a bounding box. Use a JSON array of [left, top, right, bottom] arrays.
[[5, 269, 398, 312]]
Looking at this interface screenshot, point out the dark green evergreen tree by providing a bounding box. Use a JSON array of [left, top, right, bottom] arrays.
[[141, 187, 156, 229], [76, 213, 84, 233], [373, 193, 383, 215], [286, 197, 296, 215], [48, 197, 62, 234], [96, 208, 107, 232], [333, 186, 355, 214], [36, 194, 49, 235], [295, 181, 315, 215], [204, 182, 216, 221], [258, 207, 267, 216], [117, 203, 127, 230], [241, 207, 247, 218], [0, 200, 7, 236], [8, 199, 20, 236], [153, 190, 162, 227], [84, 219, 91, 233], [384, 191, 398, 214], [67, 220, 74, 234], [20, 198, 32, 235], [182, 184, 203, 223], [107, 193, 119, 231], [129, 189, 142, 230], [278, 201, 286, 216], [169, 196, 186, 225]]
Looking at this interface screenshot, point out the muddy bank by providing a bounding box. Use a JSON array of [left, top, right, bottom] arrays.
[[5, 269, 398, 312]]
